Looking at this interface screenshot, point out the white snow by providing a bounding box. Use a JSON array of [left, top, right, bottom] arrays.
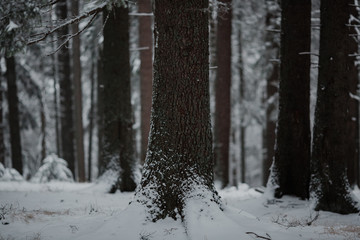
[[0, 182, 359, 240], [6, 20, 20, 32]]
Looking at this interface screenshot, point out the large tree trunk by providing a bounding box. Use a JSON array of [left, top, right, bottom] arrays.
[[5, 56, 23, 174], [262, 0, 280, 187], [101, 4, 137, 192], [311, 0, 359, 214], [214, 0, 232, 188], [346, 3, 359, 188], [56, 0, 75, 176], [71, 0, 85, 182], [138, 0, 153, 165], [135, 0, 219, 221], [271, 0, 311, 199]]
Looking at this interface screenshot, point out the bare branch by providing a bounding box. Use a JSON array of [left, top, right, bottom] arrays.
[[265, 28, 281, 33], [246, 232, 272, 240], [299, 52, 319, 57], [129, 12, 153, 16], [27, 2, 106, 46], [46, 10, 100, 56]]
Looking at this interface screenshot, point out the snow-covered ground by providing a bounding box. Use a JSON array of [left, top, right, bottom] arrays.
[[0, 182, 359, 240]]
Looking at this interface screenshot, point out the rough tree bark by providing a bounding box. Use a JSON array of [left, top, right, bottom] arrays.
[[56, 0, 75, 176], [5, 56, 23, 174], [271, 0, 311, 199], [135, 0, 219, 221], [214, 0, 232, 188], [311, 0, 359, 214], [101, 4, 137, 192], [138, 0, 153, 164]]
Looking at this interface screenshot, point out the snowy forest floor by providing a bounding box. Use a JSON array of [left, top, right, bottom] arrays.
[[0, 182, 359, 240]]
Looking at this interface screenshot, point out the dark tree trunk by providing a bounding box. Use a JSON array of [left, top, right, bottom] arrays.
[[97, 49, 105, 176], [135, 0, 219, 221], [346, 4, 359, 188], [0, 63, 5, 166], [262, 0, 280, 187], [214, 0, 232, 188], [5, 56, 22, 174], [40, 97, 46, 161], [311, 0, 359, 214], [238, 20, 246, 184], [88, 58, 95, 182], [271, 0, 311, 199], [102, 5, 136, 192], [56, 0, 75, 176], [138, 0, 153, 165], [71, 0, 85, 182]]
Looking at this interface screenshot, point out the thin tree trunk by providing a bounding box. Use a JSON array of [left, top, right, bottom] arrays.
[[272, 0, 311, 199], [88, 58, 95, 182], [71, 0, 85, 182], [138, 0, 153, 165], [5, 56, 22, 174], [214, 0, 232, 188], [56, 0, 75, 176], [311, 0, 359, 214], [97, 49, 105, 176], [40, 97, 46, 161], [0, 63, 5, 165], [238, 19, 246, 184], [50, 5, 61, 156]]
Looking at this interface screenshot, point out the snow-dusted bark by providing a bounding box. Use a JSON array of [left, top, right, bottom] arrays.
[[311, 0, 359, 214], [134, 0, 220, 221]]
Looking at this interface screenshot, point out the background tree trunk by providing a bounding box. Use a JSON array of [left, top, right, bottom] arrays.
[[0, 64, 5, 166], [138, 0, 153, 165], [97, 49, 105, 176], [56, 0, 75, 176], [71, 0, 85, 182], [311, 0, 359, 214], [272, 0, 311, 199], [214, 0, 232, 188], [5, 56, 23, 174], [262, 0, 280, 187], [102, 5, 137, 192], [88, 57, 95, 182], [136, 0, 219, 221]]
